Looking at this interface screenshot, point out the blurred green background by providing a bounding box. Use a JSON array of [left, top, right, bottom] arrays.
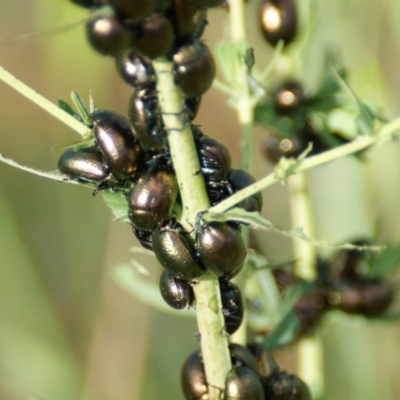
[[0, 0, 400, 399]]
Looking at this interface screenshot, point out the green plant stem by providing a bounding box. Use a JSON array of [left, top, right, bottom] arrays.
[[153, 59, 231, 399], [288, 172, 316, 281], [288, 172, 324, 399], [0, 65, 87, 137], [229, 0, 254, 174], [227, 0, 256, 345]]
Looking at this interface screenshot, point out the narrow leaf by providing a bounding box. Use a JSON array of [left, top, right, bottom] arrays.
[[58, 98, 80, 120], [71, 91, 91, 125], [331, 66, 376, 136]]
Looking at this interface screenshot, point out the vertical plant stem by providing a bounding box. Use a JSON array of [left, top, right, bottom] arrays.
[[229, 0, 254, 175], [288, 172, 324, 399], [288, 172, 317, 281], [153, 59, 231, 399], [227, 0, 255, 345]]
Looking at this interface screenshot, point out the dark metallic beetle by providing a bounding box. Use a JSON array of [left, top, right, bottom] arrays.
[[185, 96, 202, 121], [224, 367, 265, 400], [273, 81, 303, 113], [58, 146, 109, 182], [196, 135, 232, 199], [128, 87, 167, 152], [227, 169, 263, 213], [115, 51, 155, 88], [196, 222, 246, 278], [260, 122, 321, 163], [109, 0, 155, 22], [260, 0, 297, 47], [328, 279, 393, 316], [173, 0, 208, 42], [221, 281, 244, 335], [133, 14, 175, 59], [132, 227, 153, 250], [128, 159, 179, 231], [331, 239, 370, 280], [86, 15, 133, 56], [181, 350, 208, 400], [90, 109, 141, 180], [295, 292, 327, 336], [159, 269, 194, 309], [262, 370, 311, 400], [173, 41, 216, 98], [228, 343, 260, 376], [152, 219, 205, 280]]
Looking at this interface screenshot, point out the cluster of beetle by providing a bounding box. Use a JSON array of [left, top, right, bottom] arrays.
[[259, 81, 327, 164], [60, 1, 307, 399], [182, 342, 311, 399], [256, 242, 394, 342], [257, 0, 346, 164], [60, 0, 387, 399]]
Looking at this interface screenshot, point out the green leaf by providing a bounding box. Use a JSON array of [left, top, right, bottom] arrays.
[[264, 310, 300, 349], [58, 98, 81, 121], [370, 245, 400, 278], [331, 66, 377, 136], [101, 190, 129, 222], [71, 91, 91, 126], [263, 282, 309, 349]]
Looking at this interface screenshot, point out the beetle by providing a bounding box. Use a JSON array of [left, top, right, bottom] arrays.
[[132, 14, 175, 59], [195, 135, 232, 200], [228, 343, 260, 376], [109, 0, 155, 23], [159, 269, 195, 309], [196, 221, 246, 279], [224, 366, 265, 400], [328, 279, 393, 316], [86, 14, 134, 56], [128, 86, 167, 152], [181, 350, 209, 400], [58, 146, 109, 183], [181, 346, 261, 400], [221, 281, 244, 335], [330, 239, 370, 280], [132, 227, 153, 250], [115, 51, 155, 88], [128, 158, 179, 231], [260, 0, 297, 47], [152, 219, 205, 280], [226, 169, 263, 213], [273, 81, 304, 113], [173, 0, 208, 42], [90, 109, 142, 180], [173, 40, 216, 98], [261, 370, 311, 400]]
